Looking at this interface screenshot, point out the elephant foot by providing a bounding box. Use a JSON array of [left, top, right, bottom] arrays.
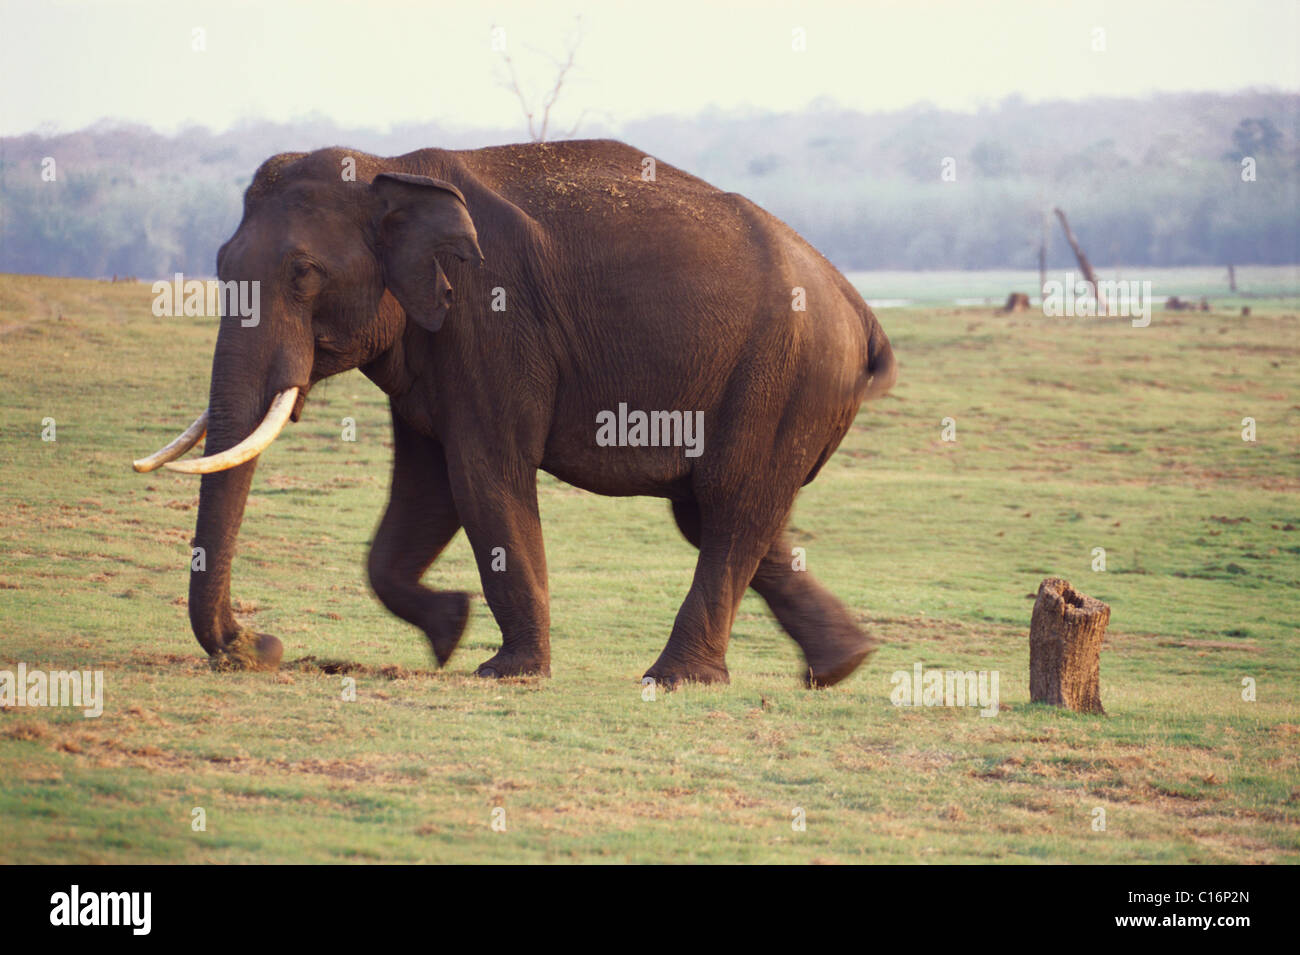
[[801, 632, 878, 688], [210, 630, 284, 672], [423, 591, 472, 666], [475, 649, 551, 679], [642, 656, 730, 691]]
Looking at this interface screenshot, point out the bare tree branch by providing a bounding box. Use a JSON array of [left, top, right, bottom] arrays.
[[493, 24, 537, 141], [537, 42, 579, 142], [562, 109, 591, 140], [491, 18, 585, 143]]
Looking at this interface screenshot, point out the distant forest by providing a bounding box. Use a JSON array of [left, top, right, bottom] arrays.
[[1, 90, 1296, 278]]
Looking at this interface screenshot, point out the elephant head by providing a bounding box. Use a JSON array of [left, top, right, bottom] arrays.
[[133, 153, 484, 668]]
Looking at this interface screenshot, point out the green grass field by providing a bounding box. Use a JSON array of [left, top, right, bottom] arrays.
[[1, 272, 1297, 863]]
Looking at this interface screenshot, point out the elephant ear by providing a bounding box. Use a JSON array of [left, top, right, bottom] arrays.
[[371, 172, 484, 332]]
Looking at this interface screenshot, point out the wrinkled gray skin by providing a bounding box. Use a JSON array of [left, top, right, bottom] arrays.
[[186, 140, 896, 687]]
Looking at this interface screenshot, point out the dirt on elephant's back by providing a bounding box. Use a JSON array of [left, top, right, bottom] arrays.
[[463, 139, 728, 224]]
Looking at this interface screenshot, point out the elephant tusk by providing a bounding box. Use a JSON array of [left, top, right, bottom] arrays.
[[132, 410, 210, 472], [162, 388, 299, 475]]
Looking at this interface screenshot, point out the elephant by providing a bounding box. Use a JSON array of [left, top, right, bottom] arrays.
[[133, 140, 897, 688]]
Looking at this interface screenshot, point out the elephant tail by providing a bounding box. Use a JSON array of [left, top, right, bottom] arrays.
[[860, 313, 897, 402]]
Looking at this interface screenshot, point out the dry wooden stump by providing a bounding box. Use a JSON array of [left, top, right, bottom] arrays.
[[1029, 577, 1109, 714], [999, 292, 1030, 313]]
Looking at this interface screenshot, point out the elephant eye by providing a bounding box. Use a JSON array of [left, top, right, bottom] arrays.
[[289, 258, 325, 295]]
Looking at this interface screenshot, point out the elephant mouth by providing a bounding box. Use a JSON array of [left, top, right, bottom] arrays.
[[132, 386, 303, 474]]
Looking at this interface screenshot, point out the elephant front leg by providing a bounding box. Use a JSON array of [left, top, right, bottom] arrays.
[[451, 471, 552, 678], [368, 414, 471, 666]]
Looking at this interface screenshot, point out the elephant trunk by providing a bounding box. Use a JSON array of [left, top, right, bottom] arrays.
[[189, 458, 259, 657], [186, 324, 309, 669]]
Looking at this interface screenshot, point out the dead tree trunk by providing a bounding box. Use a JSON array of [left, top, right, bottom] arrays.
[[1040, 203, 1050, 300], [1029, 577, 1109, 714], [1040, 207, 1050, 298], [1039, 210, 1049, 299], [1053, 208, 1106, 313]]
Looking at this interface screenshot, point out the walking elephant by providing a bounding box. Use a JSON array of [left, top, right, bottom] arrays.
[[133, 140, 897, 688]]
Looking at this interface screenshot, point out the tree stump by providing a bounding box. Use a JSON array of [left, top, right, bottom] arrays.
[[1000, 292, 1030, 313], [1029, 577, 1109, 714]]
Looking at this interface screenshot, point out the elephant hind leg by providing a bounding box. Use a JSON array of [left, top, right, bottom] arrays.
[[645, 497, 790, 688], [669, 500, 877, 687], [749, 534, 878, 687], [368, 414, 470, 666]]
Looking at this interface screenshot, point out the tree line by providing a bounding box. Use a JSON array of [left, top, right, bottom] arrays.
[[1, 90, 1295, 278]]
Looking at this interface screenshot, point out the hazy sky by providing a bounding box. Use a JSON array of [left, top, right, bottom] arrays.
[[2, 0, 1296, 136]]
